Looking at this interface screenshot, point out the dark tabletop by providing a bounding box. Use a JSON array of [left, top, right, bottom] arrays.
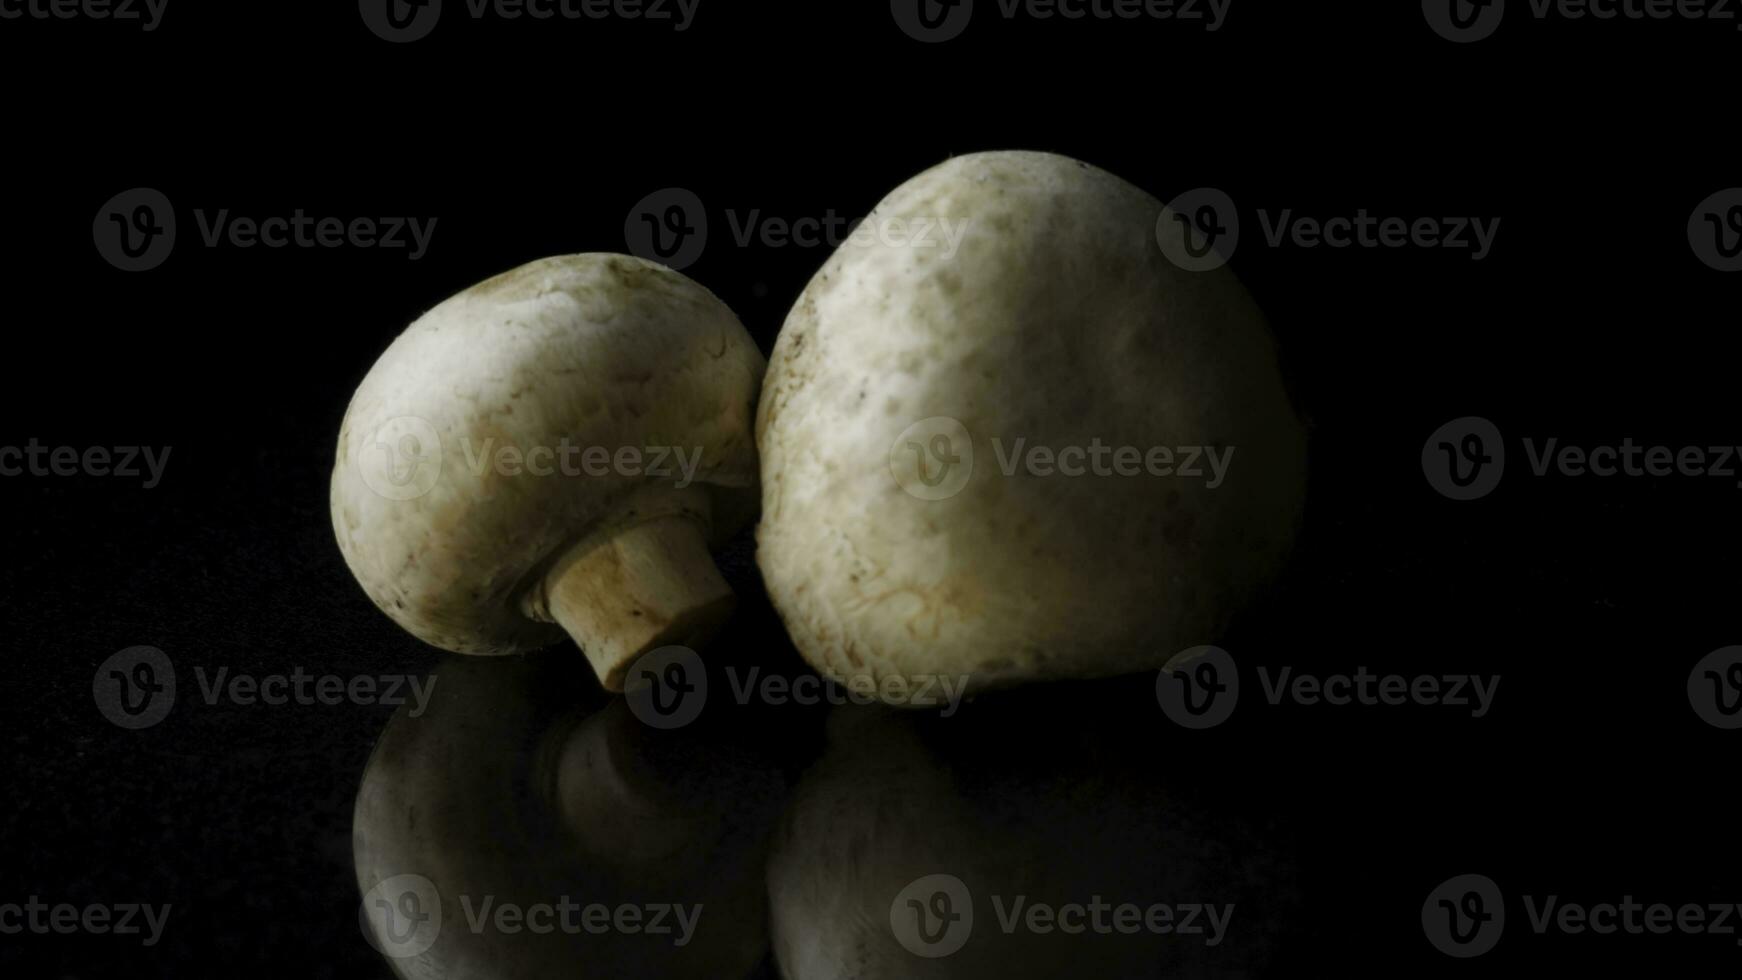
[[3, 4, 1739, 976]]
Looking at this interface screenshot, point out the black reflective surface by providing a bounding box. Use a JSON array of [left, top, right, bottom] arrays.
[[5, 9, 1738, 976]]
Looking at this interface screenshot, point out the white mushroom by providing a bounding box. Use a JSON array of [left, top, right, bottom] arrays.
[[756, 151, 1306, 699], [332, 254, 764, 690]]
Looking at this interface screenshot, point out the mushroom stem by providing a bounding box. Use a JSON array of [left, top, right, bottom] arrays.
[[538, 516, 735, 692]]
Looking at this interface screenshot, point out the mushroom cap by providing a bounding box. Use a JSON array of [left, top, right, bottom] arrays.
[[333, 254, 764, 656], [756, 151, 1305, 694]]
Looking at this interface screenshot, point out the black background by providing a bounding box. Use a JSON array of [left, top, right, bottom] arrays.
[[2, 0, 1738, 975]]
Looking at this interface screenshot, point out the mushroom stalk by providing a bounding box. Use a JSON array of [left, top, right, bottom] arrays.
[[530, 510, 734, 691]]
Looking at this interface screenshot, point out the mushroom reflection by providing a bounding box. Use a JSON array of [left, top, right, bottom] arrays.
[[767, 693, 1300, 979], [354, 650, 786, 979]]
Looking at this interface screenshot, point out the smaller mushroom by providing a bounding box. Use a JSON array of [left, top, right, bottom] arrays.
[[331, 254, 765, 690]]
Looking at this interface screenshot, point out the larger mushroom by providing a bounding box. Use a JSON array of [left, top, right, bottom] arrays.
[[756, 151, 1306, 700], [332, 254, 765, 690]]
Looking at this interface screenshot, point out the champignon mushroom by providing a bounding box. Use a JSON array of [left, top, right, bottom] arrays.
[[332, 254, 765, 690], [756, 151, 1306, 700]]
